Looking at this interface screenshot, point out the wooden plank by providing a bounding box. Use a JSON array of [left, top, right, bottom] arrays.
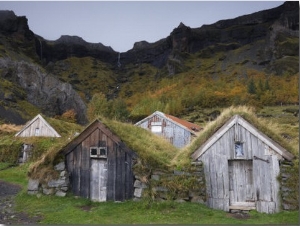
[[201, 154, 212, 199], [106, 139, 116, 201], [125, 153, 134, 199], [210, 146, 218, 200], [90, 159, 99, 201], [90, 159, 107, 202], [237, 116, 294, 160], [270, 155, 280, 213], [244, 127, 252, 159], [192, 115, 238, 160], [229, 206, 256, 210], [229, 160, 254, 204], [72, 145, 81, 196], [120, 149, 126, 200], [256, 201, 271, 213], [231, 202, 255, 207], [211, 198, 228, 211], [99, 160, 107, 202]]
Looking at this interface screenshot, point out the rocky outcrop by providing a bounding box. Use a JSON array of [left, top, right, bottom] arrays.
[[35, 35, 118, 65], [0, 10, 34, 39], [0, 58, 87, 124], [0, 2, 298, 123], [120, 1, 298, 72]]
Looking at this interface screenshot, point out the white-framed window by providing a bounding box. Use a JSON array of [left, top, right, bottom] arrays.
[[90, 147, 107, 158], [151, 122, 162, 133], [235, 141, 244, 157], [35, 128, 40, 136]]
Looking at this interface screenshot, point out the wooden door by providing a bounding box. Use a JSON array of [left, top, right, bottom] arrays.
[[228, 160, 255, 209], [90, 159, 108, 202]]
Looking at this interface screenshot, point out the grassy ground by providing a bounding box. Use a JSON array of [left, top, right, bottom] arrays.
[[0, 164, 299, 225], [0, 105, 298, 224]]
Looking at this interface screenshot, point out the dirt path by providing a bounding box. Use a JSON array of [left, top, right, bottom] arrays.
[[0, 180, 42, 225]]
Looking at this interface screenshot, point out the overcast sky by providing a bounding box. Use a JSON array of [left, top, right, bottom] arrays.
[[1, 1, 285, 52]]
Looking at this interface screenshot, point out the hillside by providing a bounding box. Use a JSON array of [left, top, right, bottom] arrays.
[[0, 1, 298, 125]]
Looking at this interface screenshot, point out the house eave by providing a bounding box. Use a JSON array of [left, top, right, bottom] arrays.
[[191, 115, 294, 161]]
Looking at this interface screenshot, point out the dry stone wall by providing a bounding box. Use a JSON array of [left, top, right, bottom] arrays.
[[27, 161, 69, 197], [27, 158, 298, 213], [279, 160, 299, 210], [133, 162, 206, 203]]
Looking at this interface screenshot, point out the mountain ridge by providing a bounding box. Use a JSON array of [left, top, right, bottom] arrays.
[[0, 1, 298, 125]]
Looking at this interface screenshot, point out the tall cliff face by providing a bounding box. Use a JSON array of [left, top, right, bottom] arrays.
[[0, 10, 34, 39], [35, 35, 118, 65], [0, 1, 298, 124], [0, 57, 87, 124], [0, 11, 87, 124], [121, 1, 298, 71]]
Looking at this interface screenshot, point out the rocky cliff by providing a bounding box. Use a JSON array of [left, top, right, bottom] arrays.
[[122, 1, 298, 72], [0, 1, 298, 124], [0, 57, 87, 124], [0, 11, 87, 124]]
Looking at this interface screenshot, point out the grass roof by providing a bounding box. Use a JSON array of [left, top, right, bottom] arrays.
[[28, 106, 298, 180], [173, 106, 298, 167], [29, 116, 179, 180]]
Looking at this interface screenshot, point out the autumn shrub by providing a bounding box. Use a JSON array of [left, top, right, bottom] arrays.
[[60, 109, 77, 123]]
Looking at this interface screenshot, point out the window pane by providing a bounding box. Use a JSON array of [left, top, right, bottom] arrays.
[[90, 148, 97, 156], [151, 125, 162, 133], [99, 147, 106, 156], [35, 128, 40, 136], [235, 142, 244, 157]]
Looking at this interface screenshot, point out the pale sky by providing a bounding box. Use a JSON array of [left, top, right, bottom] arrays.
[[0, 1, 285, 52]]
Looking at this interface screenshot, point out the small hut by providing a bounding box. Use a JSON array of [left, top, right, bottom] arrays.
[[15, 114, 60, 163], [191, 114, 294, 214], [61, 119, 137, 202], [15, 114, 61, 137], [135, 111, 201, 148]]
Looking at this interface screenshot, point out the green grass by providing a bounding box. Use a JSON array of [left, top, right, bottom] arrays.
[[10, 190, 299, 224], [0, 164, 29, 187], [0, 165, 298, 225]]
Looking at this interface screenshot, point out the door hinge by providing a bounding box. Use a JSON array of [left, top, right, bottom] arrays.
[[253, 155, 269, 163]]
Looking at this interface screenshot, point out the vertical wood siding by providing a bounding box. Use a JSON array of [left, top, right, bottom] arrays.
[[198, 122, 282, 213], [65, 124, 135, 202], [138, 114, 191, 148], [17, 117, 57, 137]]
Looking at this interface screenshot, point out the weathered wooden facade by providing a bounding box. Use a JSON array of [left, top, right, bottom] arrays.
[[191, 115, 294, 214], [15, 114, 61, 137], [135, 111, 201, 148], [61, 119, 137, 202]]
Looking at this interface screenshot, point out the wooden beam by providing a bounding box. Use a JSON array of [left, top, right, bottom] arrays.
[[229, 206, 256, 210]]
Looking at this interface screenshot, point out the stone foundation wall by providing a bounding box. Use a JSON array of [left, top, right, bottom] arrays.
[[27, 161, 69, 197], [133, 162, 206, 203], [27, 158, 298, 213], [280, 160, 299, 210]]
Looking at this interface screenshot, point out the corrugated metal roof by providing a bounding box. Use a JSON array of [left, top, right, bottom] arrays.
[[164, 113, 201, 132]]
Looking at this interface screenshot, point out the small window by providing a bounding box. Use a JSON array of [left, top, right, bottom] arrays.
[[99, 147, 107, 157], [35, 128, 40, 136], [90, 147, 98, 156], [235, 141, 244, 157], [151, 122, 162, 133], [90, 147, 107, 158]]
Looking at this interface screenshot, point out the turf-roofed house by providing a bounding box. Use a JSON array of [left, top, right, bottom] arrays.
[[191, 111, 295, 214], [135, 111, 201, 148], [15, 114, 61, 163], [15, 114, 61, 138], [60, 119, 137, 202]]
